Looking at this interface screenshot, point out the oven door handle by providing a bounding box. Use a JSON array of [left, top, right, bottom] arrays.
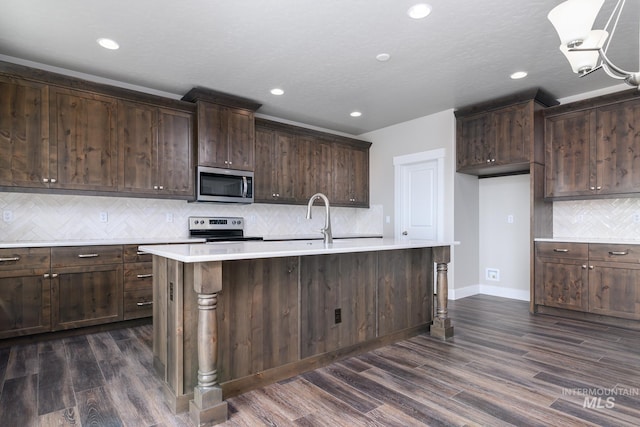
[[242, 176, 248, 198]]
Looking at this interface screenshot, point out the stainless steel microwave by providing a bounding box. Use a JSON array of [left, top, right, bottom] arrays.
[[196, 166, 254, 203]]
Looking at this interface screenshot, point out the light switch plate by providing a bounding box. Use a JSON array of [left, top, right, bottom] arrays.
[[3, 210, 13, 222]]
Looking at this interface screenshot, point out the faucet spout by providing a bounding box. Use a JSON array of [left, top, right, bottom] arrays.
[[306, 192, 333, 244]]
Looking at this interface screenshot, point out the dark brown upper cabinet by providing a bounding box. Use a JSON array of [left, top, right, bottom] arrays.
[[0, 75, 49, 188], [118, 100, 194, 198], [544, 90, 640, 198], [182, 88, 261, 172], [456, 89, 556, 176], [49, 87, 119, 192], [254, 119, 371, 207]]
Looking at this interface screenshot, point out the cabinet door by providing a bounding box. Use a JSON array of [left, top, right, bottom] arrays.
[[493, 101, 531, 165], [0, 76, 49, 188], [536, 257, 588, 311], [197, 102, 228, 168], [589, 262, 640, 320], [118, 100, 156, 194], [51, 264, 123, 330], [456, 113, 492, 170], [545, 110, 596, 197], [254, 127, 276, 201], [227, 108, 255, 171], [596, 99, 640, 195], [0, 270, 51, 338], [157, 108, 194, 196], [332, 143, 369, 207], [272, 131, 298, 202], [297, 135, 332, 200], [50, 87, 118, 191]]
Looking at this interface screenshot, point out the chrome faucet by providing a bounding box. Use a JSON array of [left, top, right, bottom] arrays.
[[306, 193, 333, 244]]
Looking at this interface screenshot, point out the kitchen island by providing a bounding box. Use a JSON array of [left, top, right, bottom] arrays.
[[140, 238, 455, 426]]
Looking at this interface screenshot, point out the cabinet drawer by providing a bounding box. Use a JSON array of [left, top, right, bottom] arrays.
[[52, 245, 123, 267], [124, 245, 153, 263], [589, 244, 640, 263], [536, 242, 588, 259], [124, 289, 153, 320], [124, 262, 153, 291], [0, 247, 50, 271]]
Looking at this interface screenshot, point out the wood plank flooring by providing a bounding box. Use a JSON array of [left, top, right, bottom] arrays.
[[1, 295, 639, 426]]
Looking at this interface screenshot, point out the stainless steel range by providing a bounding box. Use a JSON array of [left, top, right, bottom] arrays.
[[189, 216, 262, 242]]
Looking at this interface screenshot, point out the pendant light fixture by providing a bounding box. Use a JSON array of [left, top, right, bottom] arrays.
[[548, 0, 640, 86]]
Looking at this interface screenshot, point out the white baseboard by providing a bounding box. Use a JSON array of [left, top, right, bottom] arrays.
[[449, 284, 529, 302]]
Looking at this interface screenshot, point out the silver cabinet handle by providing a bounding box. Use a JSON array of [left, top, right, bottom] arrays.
[[136, 274, 153, 279], [553, 248, 569, 253], [44, 273, 50, 278], [50, 178, 57, 183], [78, 253, 99, 258], [609, 250, 629, 256], [51, 273, 58, 278], [136, 301, 153, 307], [136, 251, 146, 255], [44, 273, 60, 278], [582, 265, 587, 269], [0, 256, 20, 262]]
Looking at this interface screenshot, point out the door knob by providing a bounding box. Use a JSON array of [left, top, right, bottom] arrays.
[[402, 231, 408, 235]]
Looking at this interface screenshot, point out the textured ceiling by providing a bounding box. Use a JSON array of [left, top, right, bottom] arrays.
[[0, 0, 637, 135]]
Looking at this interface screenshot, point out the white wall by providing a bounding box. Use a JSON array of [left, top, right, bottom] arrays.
[[452, 173, 479, 296], [361, 109, 456, 240]]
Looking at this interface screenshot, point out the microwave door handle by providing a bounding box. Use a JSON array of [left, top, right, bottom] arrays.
[[242, 176, 248, 198]]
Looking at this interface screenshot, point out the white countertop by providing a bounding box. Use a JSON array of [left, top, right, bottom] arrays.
[[535, 237, 640, 245], [139, 238, 457, 263], [0, 237, 205, 249], [262, 233, 382, 241]]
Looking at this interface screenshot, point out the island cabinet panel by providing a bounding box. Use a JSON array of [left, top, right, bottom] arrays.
[[216, 257, 299, 382], [299, 252, 376, 359], [0, 76, 49, 188], [50, 245, 123, 330], [49, 87, 118, 192], [377, 248, 433, 336], [0, 247, 52, 339]]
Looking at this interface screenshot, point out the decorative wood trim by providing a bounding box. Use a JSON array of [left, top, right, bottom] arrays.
[[182, 87, 261, 111]]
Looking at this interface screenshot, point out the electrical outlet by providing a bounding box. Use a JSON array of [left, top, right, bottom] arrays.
[[166, 213, 174, 223], [334, 308, 342, 324], [3, 210, 13, 222], [486, 268, 500, 281], [507, 214, 514, 224], [633, 213, 640, 224], [99, 212, 108, 223]]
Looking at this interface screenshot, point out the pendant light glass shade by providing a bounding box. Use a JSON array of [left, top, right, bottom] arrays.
[[548, 0, 605, 47], [559, 29, 609, 74]]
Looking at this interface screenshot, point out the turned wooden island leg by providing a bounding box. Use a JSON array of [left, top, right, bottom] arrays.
[[430, 246, 454, 339], [189, 261, 228, 426]]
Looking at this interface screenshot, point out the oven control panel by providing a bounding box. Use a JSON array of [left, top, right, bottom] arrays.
[[189, 216, 244, 231]]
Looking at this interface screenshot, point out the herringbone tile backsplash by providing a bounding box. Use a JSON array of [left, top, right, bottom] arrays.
[[554, 199, 640, 239], [0, 193, 383, 242]]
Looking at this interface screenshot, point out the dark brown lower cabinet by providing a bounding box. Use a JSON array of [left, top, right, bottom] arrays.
[[535, 242, 640, 321], [0, 247, 51, 339], [51, 264, 123, 330]]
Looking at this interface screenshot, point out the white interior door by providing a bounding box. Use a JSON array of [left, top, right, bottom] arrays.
[[394, 149, 444, 240]]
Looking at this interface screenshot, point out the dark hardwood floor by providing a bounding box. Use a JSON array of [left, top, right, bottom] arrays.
[[1, 295, 639, 426]]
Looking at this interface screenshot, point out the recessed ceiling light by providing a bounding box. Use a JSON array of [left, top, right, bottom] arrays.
[[97, 38, 119, 50], [408, 3, 432, 19], [376, 53, 391, 62], [270, 88, 284, 95], [510, 71, 528, 80], [350, 111, 362, 117]]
